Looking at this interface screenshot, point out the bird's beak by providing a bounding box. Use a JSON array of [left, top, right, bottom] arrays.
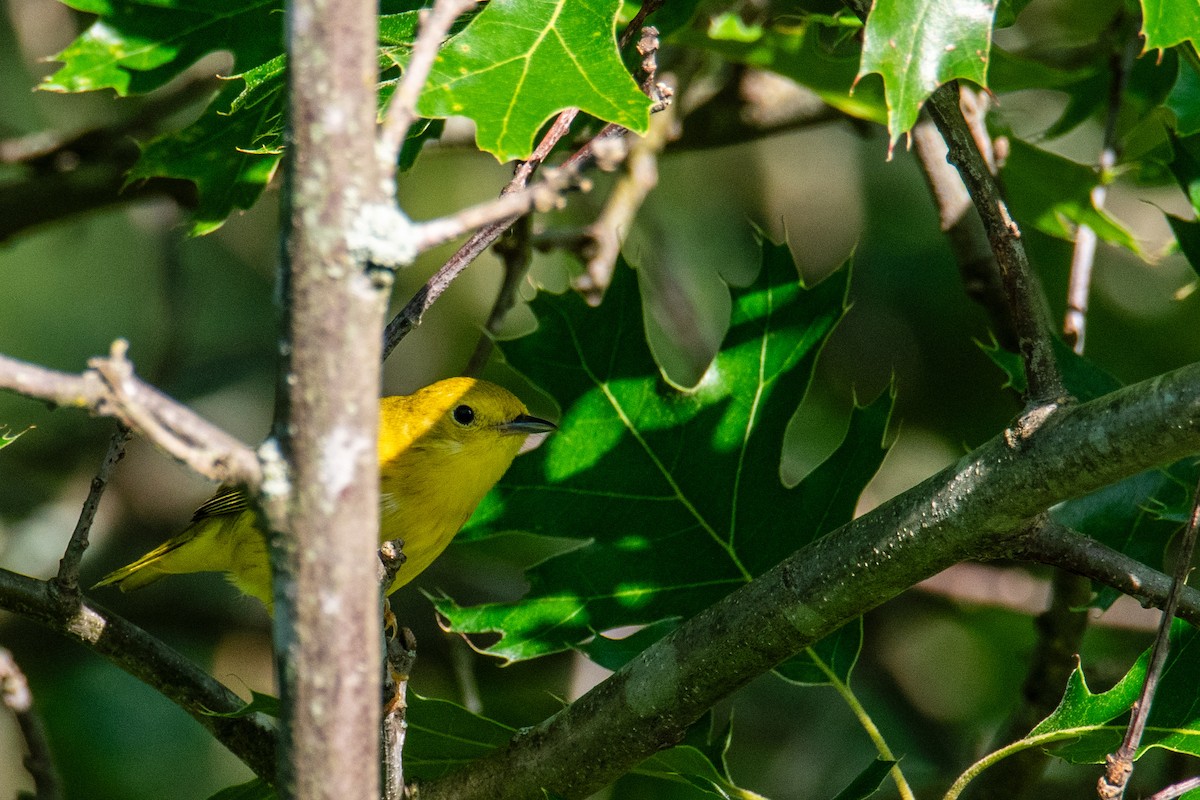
[[498, 414, 557, 436]]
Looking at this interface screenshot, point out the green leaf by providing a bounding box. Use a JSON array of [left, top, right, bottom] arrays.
[[1167, 53, 1200, 136], [635, 744, 769, 799], [129, 81, 282, 236], [404, 694, 515, 782], [679, 14, 886, 125], [1141, 0, 1200, 51], [857, 0, 998, 148], [1001, 137, 1141, 255], [831, 758, 897, 800], [205, 779, 275, 800], [416, 0, 651, 161], [438, 239, 891, 663], [41, 0, 282, 96], [1034, 620, 1200, 763]]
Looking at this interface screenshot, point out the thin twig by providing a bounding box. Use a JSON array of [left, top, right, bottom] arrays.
[[911, 91, 1018, 350], [1015, 518, 1200, 629], [378, 539, 412, 800], [576, 28, 673, 303], [0, 343, 261, 489], [380, 4, 666, 361], [1145, 776, 1200, 800], [1098, 473, 1200, 799], [378, 0, 479, 176], [51, 424, 131, 602], [0, 648, 62, 800], [465, 215, 533, 375], [1063, 34, 1137, 354], [409, 167, 583, 253]]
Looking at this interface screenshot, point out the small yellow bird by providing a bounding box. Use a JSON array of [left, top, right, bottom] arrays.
[[95, 377, 555, 609]]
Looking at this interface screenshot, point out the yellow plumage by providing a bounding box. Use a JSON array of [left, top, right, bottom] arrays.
[[94, 377, 554, 610]]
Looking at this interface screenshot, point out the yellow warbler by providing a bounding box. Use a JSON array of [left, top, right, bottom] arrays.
[[95, 377, 555, 609]]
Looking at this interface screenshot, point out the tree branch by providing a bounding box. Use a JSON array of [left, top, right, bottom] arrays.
[[271, 0, 394, 795], [0, 570, 277, 781], [923, 84, 1066, 407], [0, 345, 260, 489], [416, 360, 1200, 800]]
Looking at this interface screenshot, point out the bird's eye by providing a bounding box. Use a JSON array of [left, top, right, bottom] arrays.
[[452, 404, 476, 426]]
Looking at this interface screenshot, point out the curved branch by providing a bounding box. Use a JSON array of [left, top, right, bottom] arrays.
[[0, 344, 261, 490], [0, 570, 276, 781], [417, 360, 1200, 800]]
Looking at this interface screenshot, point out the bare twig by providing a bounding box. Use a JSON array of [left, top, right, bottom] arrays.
[[0, 344, 261, 489], [51, 424, 131, 601], [576, 28, 673, 303], [1063, 35, 1137, 354], [924, 83, 1067, 408], [410, 167, 583, 253], [378, 0, 479, 176], [466, 215, 533, 375], [382, 627, 418, 800], [0, 569, 277, 781], [1146, 776, 1200, 800], [1098, 473, 1200, 799], [378, 539, 413, 800], [911, 91, 1018, 350], [0, 648, 62, 800]]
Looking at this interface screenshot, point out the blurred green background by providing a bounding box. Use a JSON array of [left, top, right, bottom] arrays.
[[3, 0, 1200, 797]]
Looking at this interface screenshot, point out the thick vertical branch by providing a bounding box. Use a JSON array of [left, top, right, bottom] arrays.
[[274, 0, 390, 796]]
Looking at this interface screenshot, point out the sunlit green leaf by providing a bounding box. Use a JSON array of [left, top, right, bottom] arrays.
[[41, 0, 281, 96], [858, 0, 998, 148], [416, 0, 651, 161], [1141, 0, 1200, 51], [437, 239, 891, 663]]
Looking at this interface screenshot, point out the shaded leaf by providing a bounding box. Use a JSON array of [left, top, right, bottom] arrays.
[[1167, 55, 1200, 136], [680, 13, 886, 124], [857, 0, 998, 148], [438, 239, 891, 663], [775, 619, 863, 685], [416, 0, 651, 161], [831, 758, 897, 800]]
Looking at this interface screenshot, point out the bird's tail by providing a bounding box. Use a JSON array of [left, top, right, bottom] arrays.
[[93, 538, 186, 592]]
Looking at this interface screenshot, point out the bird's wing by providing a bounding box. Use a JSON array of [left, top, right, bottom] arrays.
[[191, 486, 249, 522]]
